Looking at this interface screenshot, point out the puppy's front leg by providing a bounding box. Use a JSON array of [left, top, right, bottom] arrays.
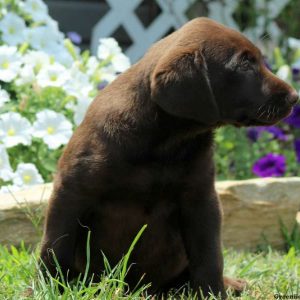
[[180, 190, 226, 299]]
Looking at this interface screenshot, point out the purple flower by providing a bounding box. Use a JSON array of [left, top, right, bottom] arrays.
[[247, 126, 287, 142], [295, 139, 300, 163], [292, 67, 300, 75], [67, 31, 82, 44], [292, 60, 300, 81], [252, 153, 286, 177], [98, 80, 108, 90], [284, 105, 300, 128], [265, 126, 287, 141], [247, 127, 261, 141]]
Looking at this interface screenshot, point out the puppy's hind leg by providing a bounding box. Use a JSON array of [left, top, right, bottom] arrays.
[[40, 189, 85, 283]]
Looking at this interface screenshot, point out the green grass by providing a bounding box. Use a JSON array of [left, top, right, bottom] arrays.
[[0, 242, 299, 300]]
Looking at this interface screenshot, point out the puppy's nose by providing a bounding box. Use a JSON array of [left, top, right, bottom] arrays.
[[286, 90, 299, 105]]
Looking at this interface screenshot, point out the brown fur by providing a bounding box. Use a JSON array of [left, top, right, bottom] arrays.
[[40, 18, 298, 298]]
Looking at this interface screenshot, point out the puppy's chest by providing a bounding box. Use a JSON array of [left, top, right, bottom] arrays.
[[104, 159, 197, 205]]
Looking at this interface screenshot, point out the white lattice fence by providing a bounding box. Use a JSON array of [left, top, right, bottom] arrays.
[[91, 0, 196, 62], [91, 0, 292, 63]]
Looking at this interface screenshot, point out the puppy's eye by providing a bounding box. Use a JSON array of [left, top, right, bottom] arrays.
[[238, 55, 256, 71], [239, 60, 251, 70]]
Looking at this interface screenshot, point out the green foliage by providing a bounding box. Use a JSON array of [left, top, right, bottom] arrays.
[[1, 243, 300, 299], [280, 220, 300, 253], [215, 125, 300, 180]]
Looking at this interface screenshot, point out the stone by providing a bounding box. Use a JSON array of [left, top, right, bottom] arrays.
[[0, 184, 52, 246], [0, 178, 299, 249], [217, 177, 300, 249]]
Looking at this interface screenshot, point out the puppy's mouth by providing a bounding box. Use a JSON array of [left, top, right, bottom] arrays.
[[233, 105, 293, 127], [255, 105, 293, 125]]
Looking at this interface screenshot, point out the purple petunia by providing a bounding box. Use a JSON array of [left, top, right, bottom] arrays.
[[284, 105, 300, 128], [295, 139, 300, 163], [247, 126, 287, 142], [98, 80, 109, 90], [247, 127, 261, 142], [252, 153, 286, 177], [292, 60, 300, 81], [67, 31, 82, 45], [265, 126, 287, 141]]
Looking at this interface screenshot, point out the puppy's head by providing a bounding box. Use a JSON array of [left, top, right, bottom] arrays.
[[150, 18, 298, 127]]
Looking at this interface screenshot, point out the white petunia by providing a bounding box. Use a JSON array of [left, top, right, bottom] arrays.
[[111, 52, 130, 72], [22, 50, 51, 73], [63, 63, 94, 98], [100, 65, 118, 83], [12, 163, 44, 187], [73, 97, 93, 126], [0, 88, 10, 107], [0, 145, 14, 181], [48, 44, 75, 67], [0, 112, 32, 148], [288, 37, 300, 50], [44, 16, 64, 41], [97, 38, 130, 73], [276, 65, 291, 82], [97, 38, 122, 60], [36, 62, 70, 88], [86, 56, 99, 76], [0, 46, 22, 82], [32, 109, 73, 149], [21, 0, 49, 22], [25, 26, 62, 53], [15, 64, 35, 86], [0, 12, 26, 46]]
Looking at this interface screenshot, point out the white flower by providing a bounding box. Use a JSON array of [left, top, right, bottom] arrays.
[[288, 37, 300, 49], [12, 163, 44, 187], [36, 62, 70, 88], [111, 52, 130, 72], [276, 65, 291, 82], [21, 0, 48, 22], [15, 64, 35, 86], [22, 50, 51, 73], [44, 16, 64, 41], [49, 44, 75, 67], [32, 110, 73, 149], [73, 97, 93, 126], [0, 88, 10, 108], [97, 38, 130, 73], [0, 145, 14, 181], [86, 56, 99, 76], [0, 12, 26, 46], [25, 26, 61, 53], [97, 38, 122, 60], [99, 65, 118, 83], [0, 46, 22, 82], [0, 112, 32, 148], [63, 63, 94, 98]]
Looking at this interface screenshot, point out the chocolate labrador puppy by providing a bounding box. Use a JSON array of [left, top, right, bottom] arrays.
[[40, 18, 298, 298]]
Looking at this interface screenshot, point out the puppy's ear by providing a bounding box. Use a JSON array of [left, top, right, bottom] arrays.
[[151, 47, 219, 124]]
